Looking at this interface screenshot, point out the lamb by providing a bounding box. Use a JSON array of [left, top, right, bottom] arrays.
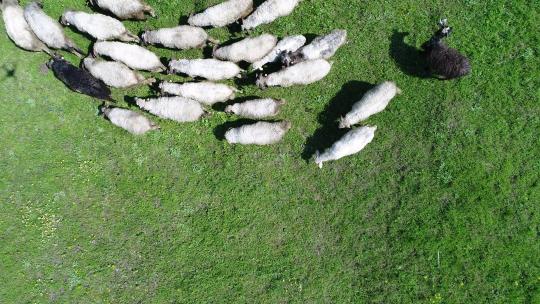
[[282, 29, 347, 66], [168, 59, 243, 81], [141, 26, 216, 50], [135, 97, 207, 123], [421, 19, 471, 80], [83, 57, 155, 89], [23, 2, 83, 57], [100, 106, 159, 135], [213, 34, 277, 63], [241, 0, 301, 30], [88, 0, 155, 21], [60, 10, 139, 43], [188, 0, 253, 28], [225, 121, 291, 145], [339, 81, 401, 129], [225, 98, 285, 119], [252, 35, 306, 70], [256, 59, 332, 88], [0, 0, 50, 53], [93, 41, 165, 72], [47, 55, 113, 101], [314, 125, 377, 168], [159, 81, 237, 106]]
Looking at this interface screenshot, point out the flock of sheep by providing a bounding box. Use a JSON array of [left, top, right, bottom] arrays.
[[1, 0, 471, 168]]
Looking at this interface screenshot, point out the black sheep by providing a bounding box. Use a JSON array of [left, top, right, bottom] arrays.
[[46, 55, 113, 101], [421, 20, 471, 80]]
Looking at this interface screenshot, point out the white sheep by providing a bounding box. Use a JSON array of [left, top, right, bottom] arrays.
[[339, 81, 401, 128], [88, 0, 155, 20], [1, 0, 50, 53], [101, 107, 159, 135], [252, 35, 306, 70], [256, 59, 332, 88], [225, 121, 291, 145], [213, 34, 277, 63], [93, 41, 165, 72], [225, 98, 285, 119], [83, 57, 155, 89], [23, 2, 83, 57], [168, 59, 243, 81], [141, 26, 216, 50], [135, 97, 207, 123], [315, 125, 377, 168], [282, 29, 347, 66], [159, 81, 237, 105], [242, 0, 301, 30], [188, 0, 253, 28], [60, 10, 139, 43]]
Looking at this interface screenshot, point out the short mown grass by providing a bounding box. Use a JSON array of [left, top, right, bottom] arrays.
[[1, 0, 539, 303]]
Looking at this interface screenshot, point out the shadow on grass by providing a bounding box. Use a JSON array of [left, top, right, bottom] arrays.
[[301, 81, 374, 161], [0, 64, 16, 81], [389, 31, 430, 78]]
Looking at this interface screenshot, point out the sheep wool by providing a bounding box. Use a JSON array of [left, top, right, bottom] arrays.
[[83, 58, 155, 89], [89, 0, 155, 20], [93, 41, 165, 72], [225, 98, 285, 119], [135, 97, 207, 123], [339, 81, 401, 128], [61, 10, 139, 42], [1, 0, 49, 52], [252, 35, 306, 70], [159, 81, 237, 105], [141, 26, 213, 50], [242, 0, 300, 30], [23, 2, 83, 56], [102, 107, 159, 135], [214, 34, 277, 63], [169, 59, 243, 81], [188, 0, 253, 28], [257, 59, 332, 88], [282, 29, 347, 66], [225, 121, 291, 145], [315, 125, 377, 168]]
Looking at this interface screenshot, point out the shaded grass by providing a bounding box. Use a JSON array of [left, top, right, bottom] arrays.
[[0, 0, 539, 303]]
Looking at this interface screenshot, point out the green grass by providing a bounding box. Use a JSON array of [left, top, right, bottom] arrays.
[[1, 0, 539, 302]]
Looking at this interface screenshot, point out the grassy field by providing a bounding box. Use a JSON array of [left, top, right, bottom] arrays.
[[1, 0, 539, 302]]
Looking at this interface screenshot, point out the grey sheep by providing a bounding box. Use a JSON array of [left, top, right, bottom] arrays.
[[168, 59, 243, 81], [282, 29, 347, 66], [60, 10, 139, 43], [339, 81, 401, 129], [1, 0, 50, 53], [225, 121, 291, 145], [188, 0, 253, 28], [159, 81, 237, 106], [141, 26, 216, 50], [135, 97, 208, 123], [214, 34, 277, 63], [315, 125, 377, 168], [252, 35, 306, 70], [23, 2, 83, 57], [93, 41, 165, 72], [101, 106, 159, 135], [83, 57, 155, 89], [242, 0, 301, 30], [88, 0, 155, 21], [225, 98, 285, 119], [257, 59, 332, 88]]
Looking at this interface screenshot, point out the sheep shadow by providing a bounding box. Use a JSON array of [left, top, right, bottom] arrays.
[[389, 31, 430, 78], [301, 81, 374, 161], [0, 64, 16, 81], [213, 119, 258, 140]]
